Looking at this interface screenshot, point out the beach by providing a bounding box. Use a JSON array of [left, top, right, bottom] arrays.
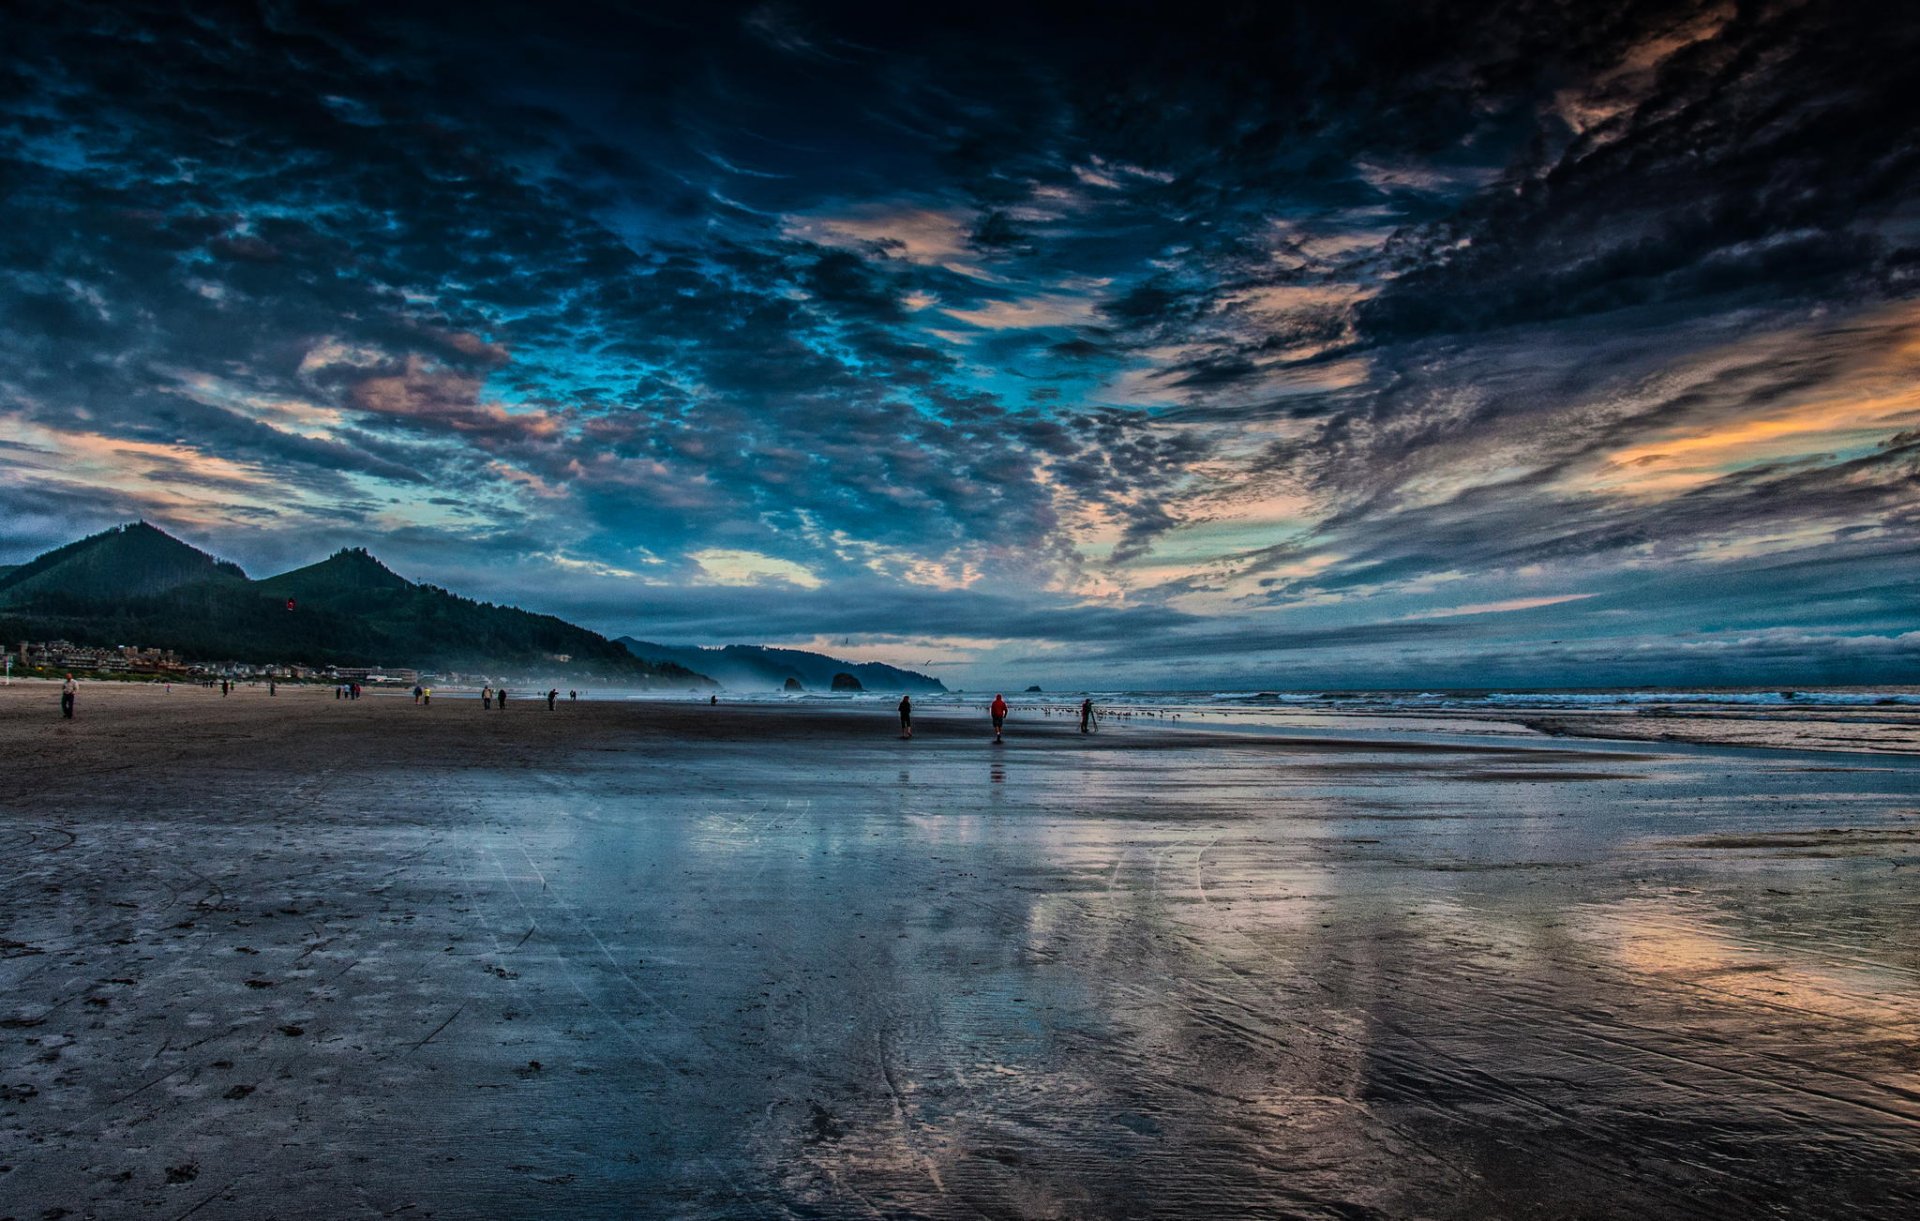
[[2, 682, 1918, 1219]]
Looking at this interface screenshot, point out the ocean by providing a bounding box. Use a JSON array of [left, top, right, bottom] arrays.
[[592, 685, 1920, 755]]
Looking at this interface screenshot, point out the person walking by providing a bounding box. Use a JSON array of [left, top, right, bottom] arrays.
[[413, 685, 423, 704], [990, 693, 1008, 743], [1079, 697, 1095, 734], [482, 685, 493, 710], [422, 686, 432, 707], [60, 673, 76, 719], [498, 687, 508, 709], [546, 688, 558, 710], [268, 679, 277, 696], [898, 694, 913, 738]]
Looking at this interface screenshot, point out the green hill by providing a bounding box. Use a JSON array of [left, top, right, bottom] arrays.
[[0, 522, 246, 607], [259, 547, 413, 596], [0, 524, 712, 686]]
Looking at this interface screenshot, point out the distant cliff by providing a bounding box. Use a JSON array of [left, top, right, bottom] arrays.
[[617, 638, 945, 692]]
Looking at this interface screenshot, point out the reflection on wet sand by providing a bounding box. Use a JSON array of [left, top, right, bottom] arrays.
[[534, 725, 1920, 1217], [2, 691, 1917, 1218]]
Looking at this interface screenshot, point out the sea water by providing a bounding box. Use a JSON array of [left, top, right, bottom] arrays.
[[590, 685, 1920, 756]]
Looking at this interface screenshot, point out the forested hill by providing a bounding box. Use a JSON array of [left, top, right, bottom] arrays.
[[0, 521, 245, 603], [0, 524, 712, 685]]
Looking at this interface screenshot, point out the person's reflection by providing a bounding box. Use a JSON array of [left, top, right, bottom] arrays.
[[990, 761, 1005, 784]]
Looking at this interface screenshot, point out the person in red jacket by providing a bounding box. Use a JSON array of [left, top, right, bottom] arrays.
[[990, 693, 1008, 742]]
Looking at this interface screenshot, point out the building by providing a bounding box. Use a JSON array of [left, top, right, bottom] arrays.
[[17, 640, 186, 675], [325, 665, 420, 685]]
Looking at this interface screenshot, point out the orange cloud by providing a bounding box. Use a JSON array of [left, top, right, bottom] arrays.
[[350, 356, 562, 441], [1591, 308, 1920, 495]]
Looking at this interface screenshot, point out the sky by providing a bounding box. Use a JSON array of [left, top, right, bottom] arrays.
[[2, 0, 1917, 689]]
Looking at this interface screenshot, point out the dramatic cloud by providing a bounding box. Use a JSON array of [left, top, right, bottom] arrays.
[[3, 0, 1916, 686]]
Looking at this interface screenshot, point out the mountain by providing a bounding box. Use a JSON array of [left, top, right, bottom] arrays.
[[259, 547, 413, 595], [0, 522, 246, 607], [617, 638, 945, 692], [0, 524, 713, 686]]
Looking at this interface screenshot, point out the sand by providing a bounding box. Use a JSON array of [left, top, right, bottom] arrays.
[[2, 681, 1918, 1219]]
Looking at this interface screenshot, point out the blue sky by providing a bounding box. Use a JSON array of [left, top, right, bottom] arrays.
[[2, 0, 1917, 688]]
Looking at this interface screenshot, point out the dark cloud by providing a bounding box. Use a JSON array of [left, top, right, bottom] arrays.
[[1357, 2, 1920, 345], [2, 0, 1916, 686]]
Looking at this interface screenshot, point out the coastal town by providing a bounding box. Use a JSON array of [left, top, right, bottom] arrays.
[[10, 639, 420, 686]]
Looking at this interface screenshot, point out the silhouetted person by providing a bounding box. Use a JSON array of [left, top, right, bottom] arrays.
[[547, 688, 558, 710], [498, 688, 508, 709], [569, 690, 577, 701], [482, 685, 493, 709], [1079, 698, 1094, 733], [269, 680, 276, 696], [898, 695, 913, 738], [60, 674, 76, 719], [990, 694, 1008, 742]]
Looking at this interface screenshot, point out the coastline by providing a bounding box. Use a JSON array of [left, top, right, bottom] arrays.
[[12, 673, 1918, 755]]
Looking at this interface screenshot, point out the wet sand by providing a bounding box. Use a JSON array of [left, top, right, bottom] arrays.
[[2, 683, 1918, 1219]]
